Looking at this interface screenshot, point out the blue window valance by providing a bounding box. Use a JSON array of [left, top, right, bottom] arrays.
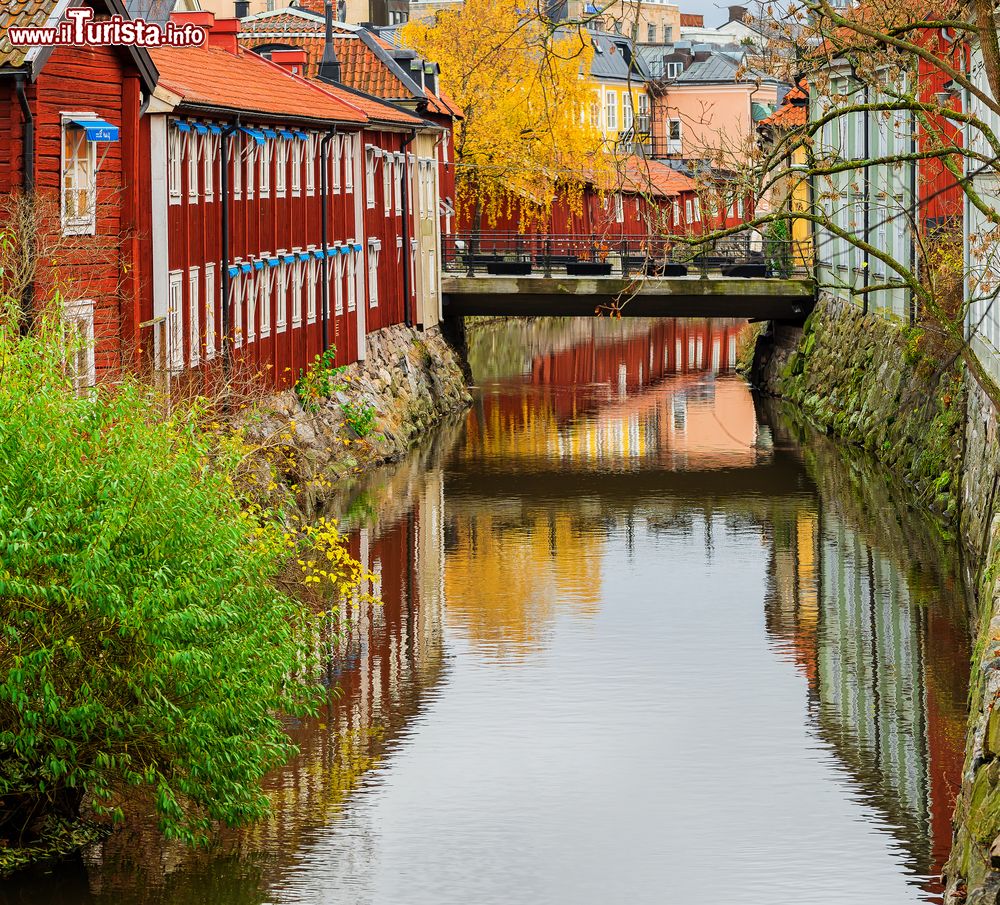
[[71, 118, 119, 141]]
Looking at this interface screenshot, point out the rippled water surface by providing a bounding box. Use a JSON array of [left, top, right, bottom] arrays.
[[4, 318, 972, 905]]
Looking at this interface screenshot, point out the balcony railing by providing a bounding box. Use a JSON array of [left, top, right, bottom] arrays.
[[443, 231, 810, 279]]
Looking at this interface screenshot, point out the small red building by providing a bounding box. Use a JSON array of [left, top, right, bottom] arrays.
[[0, 0, 157, 385]]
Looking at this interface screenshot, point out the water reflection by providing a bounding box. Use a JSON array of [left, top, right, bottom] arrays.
[[0, 318, 971, 905]]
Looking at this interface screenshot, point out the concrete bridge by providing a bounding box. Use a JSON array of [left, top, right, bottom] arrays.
[[440, 232, 815, 321]]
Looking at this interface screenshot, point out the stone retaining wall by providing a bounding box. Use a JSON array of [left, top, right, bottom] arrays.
[[753, 292, 1000, 905]]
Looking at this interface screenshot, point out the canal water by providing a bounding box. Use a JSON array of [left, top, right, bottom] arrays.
[[3, 318, 972, 905]]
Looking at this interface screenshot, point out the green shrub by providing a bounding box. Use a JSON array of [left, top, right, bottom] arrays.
[[0, 306, 326, 853], [341, 400, 377, 438], [295, 348, 347, 412]]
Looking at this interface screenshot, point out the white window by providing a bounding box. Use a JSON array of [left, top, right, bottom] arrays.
[[613, 192, 624, 223], [62, 119, 97, 234], [368, 238, 381, 307], [290, 138, 300, 197], [334, 245, 344, 316], [366, 145, 377, 208], [245, 265, 258, 344], [276, 256, 289, 333], [259, 140, 271, 198], [232, 134, 242, 199], [168, 270, 184, 372], [62, 299, 95, 392], [306, 252, 317, 323], [304, 134, 314, 196], [693, 197, 701, 222], [276, 140, 287, 198], [637, 93, 650, 132], [672, 199, 680, 224], [685, 198, 693, 222], [230, 265, 243, 348], [667, 118, 682, 153], [605, 90, 618, 131], [394, 155, 403, 216], [188, 266, 200, 367], [344, 133, 354, 193], [167, 125, 182, 206], [204, 263, 216, 360], [383, 152, 393, 216], [622, 95, 634, 133], [292, 252, 303, 328], [737, 197, 745, 219], [331, 134, 341, 194], [347, 248, 357, 312], [667, 61, 684, 79], [259, 261, 272, 338], [188, 131, 199, 203], [245, 139, 255, 200], [203, 131, 215, 201]]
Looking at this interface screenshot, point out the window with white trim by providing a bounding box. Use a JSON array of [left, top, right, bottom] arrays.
[[62, 120, 97, 234], [188, 131, 199, 203], [334, 245, 345, 315], [366, 145, 376, 208], [245, 265, 258, 344], [622, 95, 634, 133], [168, 270, 184, 372], [394, 155, 403, 216], [245, 139, 255, 199], [613, 192, 624, 224], [331, 134, 341, 193], [693, 197, 701, 222], [204, 263, 216, 360], [260, 260, 272, 338], [306, 252, 317, 323], [383, 152, 392, 216], [605, 90, 618, 131], [292, 252, 303, 328], [685, 198, 693, 223], [167, 125, 182, 206], [304, 134, 314, 196], [276, 140, 287, 198], [188, 266, 200, 367], [347, 248, 357, 312], [289, 138, 299, 197], [276, 256, 289, 333], [204, 132, 216, 201], [368, 238, 381, 308], [259, 141, 271, 198], [737, 197, 744, 219], [344, 133, 354, 193], [63, 299, 95, 392], [672, 199, 680, 225], [232, 134, 242, 199], [231, 264, 243, 348]]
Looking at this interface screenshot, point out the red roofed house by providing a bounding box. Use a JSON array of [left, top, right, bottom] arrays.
[[0, 0, 157, 387], [139, 10, 449, 390]]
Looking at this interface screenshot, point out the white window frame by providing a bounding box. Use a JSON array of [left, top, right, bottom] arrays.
[[622, 95, 634, 133], [368, 238, 381, 308], [289, 137, 300, 197], [188, 266, 200, 367], [245, 139, 256, 200], [672, 199, 680, 224], [366, 145, 377, 208], [61, 118, 98, 235], [204, 131, 216, 202], [685, 198, 693, 223], [304, 134, 314, 196], [167, 124, 183, 206], [168, 269, 184, 372], [383, 152, 393, 216], [276, 139, 287, 198], [276, 255, 289, 333], [62, 298, 95, 392], [331, 134, 341, 194], [394, 155, 403, 216], [334, 244, 345, 315], [230, 264, 243, 348], [605, 90, 618, 131], [232, 134, 242, 200], [292, 251, 303, 328], [344, 133, 354, 193], [306, 251, 318, 324], [187, 131, 199, 203], [259, 140, 271, 199], [613, 192, 624, 224], [347, 247, 357, 312], [245, 264, 258, 345], [204, 262, 216, 360], [259, 259, 272, 338], [694, 197, 701, 222]]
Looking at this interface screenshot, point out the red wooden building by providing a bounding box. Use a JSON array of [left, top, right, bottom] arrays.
[[0, 0, 157, 385]]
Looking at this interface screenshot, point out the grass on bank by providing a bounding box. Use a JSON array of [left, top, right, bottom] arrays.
[[0, 295, 371, 873]]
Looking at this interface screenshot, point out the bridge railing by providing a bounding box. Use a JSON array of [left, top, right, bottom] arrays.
[[442, 231, 811, 279]]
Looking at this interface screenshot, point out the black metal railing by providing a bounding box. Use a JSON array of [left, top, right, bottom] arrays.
[[442, 231, 810, 280]]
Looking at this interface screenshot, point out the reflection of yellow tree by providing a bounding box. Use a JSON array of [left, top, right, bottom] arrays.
[[445, 511, 602, 657]]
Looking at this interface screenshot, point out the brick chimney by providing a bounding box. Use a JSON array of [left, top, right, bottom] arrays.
[[171, 11, 241, 54], [271, 48, 308, 76], [727, 5, 749, 23]]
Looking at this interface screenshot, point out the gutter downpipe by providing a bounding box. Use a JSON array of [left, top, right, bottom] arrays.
[[320, 126, 338, 354], [862, 84, 870, 315], [401, 130, 416, 328], [15, 73, 35, 336], [221, 115, 241, 379]]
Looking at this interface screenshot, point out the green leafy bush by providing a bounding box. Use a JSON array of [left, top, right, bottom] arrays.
[[295, 348, 347, 412], [0, 306, 325, 852], [341, 400, 377, 438]]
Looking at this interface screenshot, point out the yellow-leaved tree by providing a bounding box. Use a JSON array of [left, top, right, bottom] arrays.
[[403, 0, 612, 229]]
